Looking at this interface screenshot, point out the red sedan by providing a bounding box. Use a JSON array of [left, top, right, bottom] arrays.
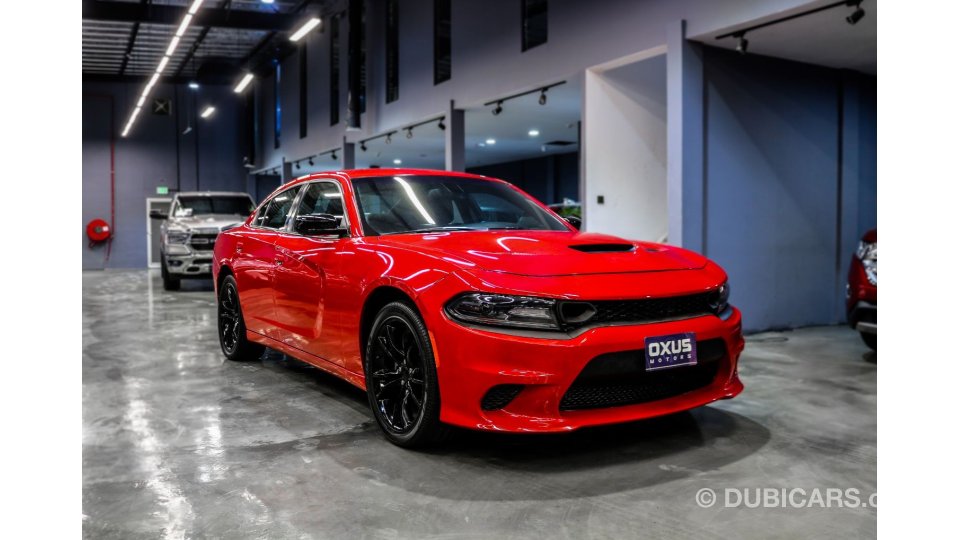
[[847, 229, 877, 350], [213, 169, 744, 447]]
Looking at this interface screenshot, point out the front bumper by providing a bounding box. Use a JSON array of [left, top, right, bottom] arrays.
[[163, 246, 214, 276], [848, 301, 877, 335], [430, 307, 745, 433]]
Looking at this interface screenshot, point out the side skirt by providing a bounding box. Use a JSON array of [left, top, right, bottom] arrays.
[[247, 330, 367, 390]]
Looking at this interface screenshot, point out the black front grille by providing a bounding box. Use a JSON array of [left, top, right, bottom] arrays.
[[559, 339, 726, 411], [189, 234, 217, 251], [586, 293, 716, 326], [481, 384, 524, 411]]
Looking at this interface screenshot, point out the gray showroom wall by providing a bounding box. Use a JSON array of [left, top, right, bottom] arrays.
[[252, 0, 819, 171], [696, 47, 877, 332], [82, 82, 250, 270]]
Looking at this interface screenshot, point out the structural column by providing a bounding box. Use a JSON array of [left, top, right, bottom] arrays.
[[281, 157, 294, 183], [666, 19, 705, 252], [341, 137, 356, 169], [445, 100, 465, 172], [835, 71, 863, 321]]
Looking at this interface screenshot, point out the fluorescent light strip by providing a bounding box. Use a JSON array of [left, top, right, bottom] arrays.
[[234, 73, 254, 93], [122, 2, 202, 137], [289, 18, 321, 42], [176, 14, 193, 37], [165, 36, 180, 56], [200, 106, 216, 118]]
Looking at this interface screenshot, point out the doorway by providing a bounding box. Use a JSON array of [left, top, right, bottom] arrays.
[[145, 197, 171, 268]]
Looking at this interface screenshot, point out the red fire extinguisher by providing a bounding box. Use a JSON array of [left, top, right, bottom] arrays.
[[86, 218, 112, 247]]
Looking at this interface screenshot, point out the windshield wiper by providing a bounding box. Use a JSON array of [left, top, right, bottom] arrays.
[[484, 226, 521, 230], [381, 226, 478, 235]]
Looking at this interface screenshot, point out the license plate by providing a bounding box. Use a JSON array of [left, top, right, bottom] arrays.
[[644, 333, 698, 371]]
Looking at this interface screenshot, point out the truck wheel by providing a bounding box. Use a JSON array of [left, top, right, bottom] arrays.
[[161, 255, 180, 291]]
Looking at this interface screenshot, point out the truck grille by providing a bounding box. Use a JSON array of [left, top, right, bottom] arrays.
[[559, 339, 726, 411], [189, 233, 217, 251]]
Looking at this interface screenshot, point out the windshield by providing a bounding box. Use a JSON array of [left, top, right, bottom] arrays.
[[175, 196, 255, 217], [352, 175, 570, 236]]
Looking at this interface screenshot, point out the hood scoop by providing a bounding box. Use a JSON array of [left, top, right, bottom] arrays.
[[569, 243, 636, 253]]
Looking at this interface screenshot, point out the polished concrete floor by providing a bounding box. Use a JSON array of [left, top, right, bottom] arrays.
[[83, 270, 876, 539]]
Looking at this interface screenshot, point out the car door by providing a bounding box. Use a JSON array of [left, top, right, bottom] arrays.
[[233, 186, 301, 339], [273, 180, 351, 364]]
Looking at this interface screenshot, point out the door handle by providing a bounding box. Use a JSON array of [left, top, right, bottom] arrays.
[[236, 242, 243, 253], [275, 258, 283, 266]]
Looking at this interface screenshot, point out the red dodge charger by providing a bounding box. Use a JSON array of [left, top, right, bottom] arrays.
[[213, 169, 744, 447]]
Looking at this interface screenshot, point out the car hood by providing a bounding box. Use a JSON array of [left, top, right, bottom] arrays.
[[374, 231, 707, 276], [168, 214, 247, 232]]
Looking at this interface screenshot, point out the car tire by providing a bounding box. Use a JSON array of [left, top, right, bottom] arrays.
[[859, 332, 876, 351], [364, 301, 447, 448], [161, 255, 180, 291], [217, 275, 265, 361]]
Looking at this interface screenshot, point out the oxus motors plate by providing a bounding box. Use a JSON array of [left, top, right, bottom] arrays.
[[645, 333, 698, 371]]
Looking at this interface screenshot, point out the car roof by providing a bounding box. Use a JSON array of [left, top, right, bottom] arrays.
[[285, 168, 499, 187], [175, 191, 254, 197]]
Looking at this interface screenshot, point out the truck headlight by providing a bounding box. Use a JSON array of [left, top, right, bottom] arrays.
[[166, 230, 189, 244], [445, 293, 559, 330]]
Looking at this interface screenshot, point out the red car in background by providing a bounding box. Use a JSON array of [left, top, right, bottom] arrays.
[[213, 169, 744, 447], [847, 229, 877, 350]]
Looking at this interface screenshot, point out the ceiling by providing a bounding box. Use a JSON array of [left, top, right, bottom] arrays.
[[82, 0, 322, 81], [691, 0, 877, 75]]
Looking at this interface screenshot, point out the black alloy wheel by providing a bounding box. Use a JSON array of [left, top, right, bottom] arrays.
[[365, 301, 445, 447], [217, 275, 264, 361]]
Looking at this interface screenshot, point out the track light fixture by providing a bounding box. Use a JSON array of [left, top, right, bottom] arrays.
[[483, 81, 566, 120], [385, 133, 392, 144], [296, 161, 301, 170], [846, 1, 864, 25], [438, 118, 446, 130], [735, 32, 749, 55], [717, 0, 865, 52], [406, 127, 413, 139], [360, 141, 367, 152], [331, 151, 338, 161], [308, 157, 314, 166]]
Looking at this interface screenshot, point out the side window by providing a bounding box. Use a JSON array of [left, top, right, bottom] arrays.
[[256, 187, 300, 229], [295, 182, 346, 225]]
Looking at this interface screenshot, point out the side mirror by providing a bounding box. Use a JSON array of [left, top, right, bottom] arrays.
[[295, 213, 348, 236], [564, 216, 582, 231], [149, 210, 168, 220]]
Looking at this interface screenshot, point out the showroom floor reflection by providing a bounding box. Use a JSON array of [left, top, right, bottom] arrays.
[[83, 270, 876, 539]]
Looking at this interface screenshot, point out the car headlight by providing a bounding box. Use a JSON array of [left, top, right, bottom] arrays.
[[166, 230, 189, 244], [445, 293, 560, 330], [710, 282, 730, 315], [857, 241, 877, 285]]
